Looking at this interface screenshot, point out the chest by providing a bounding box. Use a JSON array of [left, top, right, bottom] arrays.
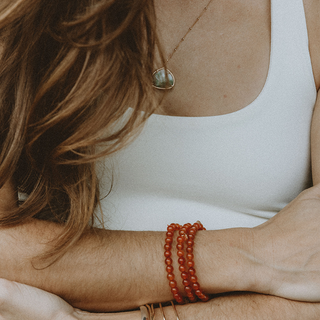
[[153, 0, 271, 116]]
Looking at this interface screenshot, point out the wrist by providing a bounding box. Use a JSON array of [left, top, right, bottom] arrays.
[[196, 227, 265, 294], [72, 309, 141, 320]]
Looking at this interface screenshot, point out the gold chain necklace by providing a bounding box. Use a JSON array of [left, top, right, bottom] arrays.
[[152, 0, 214, 90]]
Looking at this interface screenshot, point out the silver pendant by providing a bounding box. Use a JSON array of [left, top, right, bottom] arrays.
[[152, 68, 175, 90]]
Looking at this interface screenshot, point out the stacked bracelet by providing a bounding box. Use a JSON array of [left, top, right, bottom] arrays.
[[140, 304, 155, 320], [142, 302, 180, 320], [185, 222, 209, 302], [177, 223, 196, 302], [165, 223, 184, 304], [159, 303, 167, 320], [165, 221, 209, 304]]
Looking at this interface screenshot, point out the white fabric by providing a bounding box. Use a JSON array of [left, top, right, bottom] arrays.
[[96, 0, 317, 231]]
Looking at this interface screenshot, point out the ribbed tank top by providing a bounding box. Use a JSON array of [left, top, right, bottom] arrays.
[[97, 0, 317, 231]]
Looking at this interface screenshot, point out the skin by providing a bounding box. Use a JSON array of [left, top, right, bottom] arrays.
[[154, 0, 273, 116], [3, 0, 320, 318], [153, 0, 320, 117]]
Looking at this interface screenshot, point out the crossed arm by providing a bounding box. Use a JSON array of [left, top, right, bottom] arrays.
[[3, 88, 320, 319], [4, 178, 320, 318], [1, 281, 320, 319]]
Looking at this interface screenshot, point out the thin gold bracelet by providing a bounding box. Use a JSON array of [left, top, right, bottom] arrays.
[[171, 301, 181, 320], [159, 303, 167, 320], [146, 304, 155, 320]]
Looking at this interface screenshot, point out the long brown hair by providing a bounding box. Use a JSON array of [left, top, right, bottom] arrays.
[[0, 0, 162, 261]]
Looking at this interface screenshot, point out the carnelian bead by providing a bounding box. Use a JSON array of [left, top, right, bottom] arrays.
[[188, 234, 195, 241], [179, 265, 186, 272], [164, 251, 172, 258], [177, 250, 184, 257], [174, 294, 183, 303], [165, 258, 173, 265], [181, 272, 188, 280], [193, 223, 200, 229], [164, 244, 171, 251], [165, 237, 173, 244], [166, 265, 174, 273], [192, 283, 200, 291], [187, 240, 194, 247], [188, 294, 196, 302], [187, 253, 194, 260], [189, 228, 196, 235], [202, 295, 210, 302], [201, 294, 209, 301], [176, 243, 183, 250], [178, 257, 185, 265], [190, 275, 198, 283], [186, 247, 193, 253], [166, 231, 174, 237], [169, 280, 177, 288], [167, 273, 175, 281], [177, 236, 184, 243], [184, 286, 192, 293], [179, 228, 187, 235], [171, 287, 179, 294], [167, 225, 174, 232], [173, 293, 180, 300], [187, 260, 194, 268], [198, 294, 205, 300], [195, 289, 202, 296], [183, 279, 190, 286], [188, 267, 196, 275]]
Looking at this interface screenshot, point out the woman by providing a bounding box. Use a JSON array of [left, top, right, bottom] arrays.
[[2, 0, 320, 318]]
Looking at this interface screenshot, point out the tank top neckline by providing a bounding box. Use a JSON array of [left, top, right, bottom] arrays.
[[147, 0, 315, 127], [149, 2, 274, 122]]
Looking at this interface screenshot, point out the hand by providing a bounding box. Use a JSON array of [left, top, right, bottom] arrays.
[[0, 278, 77, 319], [251, 184, 320, 301], [0, 278, 141, 320]]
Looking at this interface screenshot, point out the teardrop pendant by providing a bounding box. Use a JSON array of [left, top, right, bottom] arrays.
[[152, 68, 175, 90]]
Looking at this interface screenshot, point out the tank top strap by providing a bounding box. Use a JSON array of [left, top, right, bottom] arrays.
[[271, 0, 313, 79]]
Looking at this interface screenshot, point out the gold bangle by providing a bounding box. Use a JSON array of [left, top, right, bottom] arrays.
[[171, 301, 181, 320], [140, 306, 150, 320], [146, 304, 155, 320], [159, 303, 167, 320]]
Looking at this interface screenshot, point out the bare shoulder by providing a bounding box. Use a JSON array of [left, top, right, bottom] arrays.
[[304, 0, 320, 89]]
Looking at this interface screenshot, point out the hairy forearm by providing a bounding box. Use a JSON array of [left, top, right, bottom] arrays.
[[74, 293, 320, 320], [3, 185, 320, 314], [158, 293, 320, 320], [0, 219, 255, 312]]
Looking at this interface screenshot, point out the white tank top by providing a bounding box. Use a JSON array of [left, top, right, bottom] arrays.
[[97, 0, 317, 231]]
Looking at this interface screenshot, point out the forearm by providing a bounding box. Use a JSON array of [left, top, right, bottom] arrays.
[[74, 294, 320, 320], [155, 294, 320, 320], [0, 219, 256, 312]]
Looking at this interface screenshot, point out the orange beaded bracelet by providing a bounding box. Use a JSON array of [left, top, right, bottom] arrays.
[[165, 223, 184, 304], [165, 222, 209, 303], [185, 222, 209, 302], [177, 223, 197, 302]]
